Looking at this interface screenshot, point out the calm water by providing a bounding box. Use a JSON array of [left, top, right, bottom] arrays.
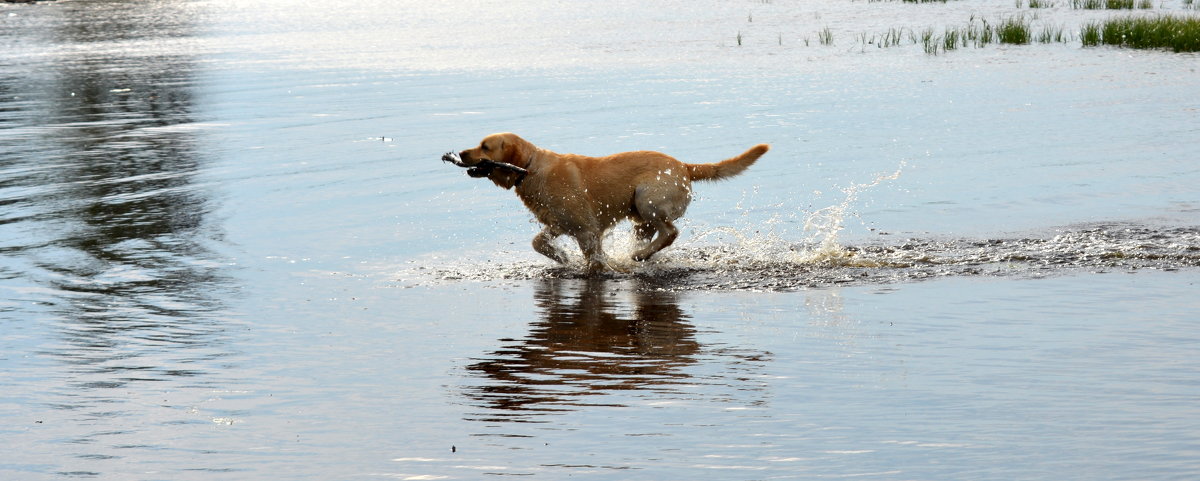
[[3, 0, 1199, 479]]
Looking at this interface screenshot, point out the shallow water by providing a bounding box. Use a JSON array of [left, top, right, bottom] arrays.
[[3, 0, 1200, 479]]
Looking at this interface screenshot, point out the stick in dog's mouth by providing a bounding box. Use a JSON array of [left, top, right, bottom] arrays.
[[441, 151, 529, 181], [441, 151, 471, 168]]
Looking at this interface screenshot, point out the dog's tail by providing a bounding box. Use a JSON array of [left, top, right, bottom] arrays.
[[686, 144, 769, 181]]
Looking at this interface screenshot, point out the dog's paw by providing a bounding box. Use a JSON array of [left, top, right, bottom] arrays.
[[607, 263, 631, 274], [632, 250, 660, 262], [585, 260, 629, 276]]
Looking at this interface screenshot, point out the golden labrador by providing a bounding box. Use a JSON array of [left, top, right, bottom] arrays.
[[443, 133, 769, 273]]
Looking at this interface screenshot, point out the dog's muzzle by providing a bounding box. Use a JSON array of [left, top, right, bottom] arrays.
[[441, 151, 529, 185], [441, 151, 470, 167], [442, 151, 493, 177]]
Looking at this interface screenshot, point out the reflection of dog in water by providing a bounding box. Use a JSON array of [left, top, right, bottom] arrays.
[[465, 278, 699, 414], [442, 133, 769, 274]]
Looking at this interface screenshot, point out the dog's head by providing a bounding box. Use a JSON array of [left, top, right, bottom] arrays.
[[443, 133, 531, 190]]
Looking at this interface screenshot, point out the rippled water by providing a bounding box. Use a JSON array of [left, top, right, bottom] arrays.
[[3, 0, 1200, 479]]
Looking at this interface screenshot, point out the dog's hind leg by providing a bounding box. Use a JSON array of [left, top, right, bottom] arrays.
[[630, 218, 678, 262], [632, 220, 657, 247], [630, 187, 686, 262], [532, 227, 569, 264]]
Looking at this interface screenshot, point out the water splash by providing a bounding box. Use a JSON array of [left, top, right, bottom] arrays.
[[662, 162, 905, 270], [399, 221, 1200, 291], [397, 164, 1200, 291], [563, 163, 903, 273], [794, 162, 905, 266], [637, 223, 1200, 291]]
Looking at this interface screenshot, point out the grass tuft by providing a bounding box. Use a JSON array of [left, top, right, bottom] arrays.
[[1072, 0, 1151, 9], [1096, 14, 1200, 52], [1081, 21, 1103, 46], [943, 27, 961, 51], [921, 27, 939, 54], [997, 16, 1032, 44], [1037, 24, 1066, 43], [818, 26, 835, 46], [847, 8, 1198, 55]]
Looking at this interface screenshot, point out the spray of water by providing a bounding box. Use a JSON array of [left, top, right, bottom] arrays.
[[399, 160, 1199, 290], [794, 163, 905, 265], [654, 161, 906, 271]]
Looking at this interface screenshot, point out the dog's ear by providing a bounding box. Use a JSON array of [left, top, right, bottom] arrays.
[[486, 136, 503, 160], [498, 133, 525, 166]]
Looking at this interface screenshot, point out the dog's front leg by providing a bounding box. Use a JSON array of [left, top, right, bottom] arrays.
[[532, 228, 570, 264], [574, 233, 605, 274], [574, 232, 626, 274]]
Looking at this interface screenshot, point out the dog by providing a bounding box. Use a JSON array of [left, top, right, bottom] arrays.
[[442, 133, 769, 274]]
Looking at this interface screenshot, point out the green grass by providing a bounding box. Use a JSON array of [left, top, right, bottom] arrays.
[[1081, 22, 1103, 46], [842, 9, 1199, 55], [997, 16, 1032, 44], [1080, 0, 1123, 8], [1072, 0, 1152, 9], [966, 18, 995, 47], [1037, 24, 1067, 43], [916, 16, 1040, 54], [881, 27, 911, 47], [920, 28, 938, 54], [818, 26, 835, 46], [943, 27, 961, 52], [1093, 14, 1200, 52]]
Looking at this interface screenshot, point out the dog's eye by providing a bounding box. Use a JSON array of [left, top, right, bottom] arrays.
[[481, 144, 490, 151]]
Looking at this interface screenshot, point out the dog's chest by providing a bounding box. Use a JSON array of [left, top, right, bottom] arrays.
[[517, 177, 626, 231]]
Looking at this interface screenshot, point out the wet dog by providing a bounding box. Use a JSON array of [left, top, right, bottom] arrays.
[[442, 133, 769, 274]]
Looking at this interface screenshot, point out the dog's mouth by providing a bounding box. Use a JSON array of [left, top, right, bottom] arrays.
[[466, 164, 494, 178], [441, 151, 529, 183]]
